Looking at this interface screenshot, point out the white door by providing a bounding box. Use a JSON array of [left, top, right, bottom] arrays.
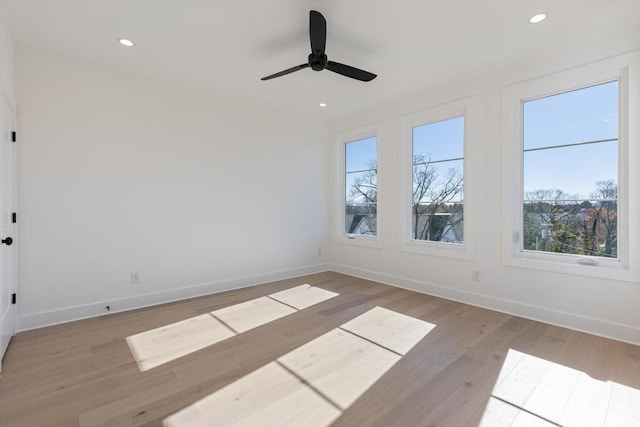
[[0, 94, 17, 372]]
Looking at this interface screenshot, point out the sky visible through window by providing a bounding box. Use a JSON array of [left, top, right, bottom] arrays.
[[345, 136, 377, 203], [345, 81, 617, 201], [413, 116, 464, 204], [413, 116, 464, 161], [345, 137, 376, 173], [523, 80, 618, 199]]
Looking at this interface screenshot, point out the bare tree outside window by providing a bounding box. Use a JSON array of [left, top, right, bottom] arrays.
[[412, 154, 463, 242], [590, 179, 617, 257], [346, 159, 377, 235], [522, 181, 617, 258], [345, 137, 377, 236], [346, 153, 464, 242]]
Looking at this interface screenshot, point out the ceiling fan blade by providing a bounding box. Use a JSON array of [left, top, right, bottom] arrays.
[[326, 61, 377, 82], [309, 10, 326, 54], [261, 64, 310, 81]]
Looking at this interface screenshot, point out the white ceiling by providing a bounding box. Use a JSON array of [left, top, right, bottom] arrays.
[[4, 1, 640, 124]]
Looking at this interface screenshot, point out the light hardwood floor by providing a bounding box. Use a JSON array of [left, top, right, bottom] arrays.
[[1, 272, 639, 426]]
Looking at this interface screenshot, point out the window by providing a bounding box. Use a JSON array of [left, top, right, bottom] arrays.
[[400, 99, 473, 259], [501, 54, 638, 281], [522, 81, 618, 258], [401, 97, 480, 259], [411, 116, 464, 244], [344, 136, 377, 236], [335, 124, 381, 247]]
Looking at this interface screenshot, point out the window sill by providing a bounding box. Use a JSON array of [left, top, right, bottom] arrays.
[[401, 239, 472, 260], [335, 234, 382, 249], [502, 252, 639, 283]]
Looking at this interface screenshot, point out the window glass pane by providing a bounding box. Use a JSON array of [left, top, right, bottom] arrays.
[[345, 136, 377, 236], [345, 205, 377, 236], [523, 81, 618, 150], [412, 116, 464, 244], [524, 141, 617, 199], [412, 202, 464, 243], [345, 137, 376, 172], [413, 160, 464, 203], [413, 116, 464, 161], [346, 171, 377, 204], [523, 198, 617, 258], [522, 81, 618, 258]]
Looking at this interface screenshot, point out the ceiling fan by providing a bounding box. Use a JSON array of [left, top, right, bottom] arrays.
[[261, 10, 377, 82]]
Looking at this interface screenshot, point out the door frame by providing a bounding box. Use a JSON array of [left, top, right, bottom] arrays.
[[0, 91, 17, 372]]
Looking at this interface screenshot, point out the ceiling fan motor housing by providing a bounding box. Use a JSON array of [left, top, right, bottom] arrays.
[[309, 52, 328, 71]]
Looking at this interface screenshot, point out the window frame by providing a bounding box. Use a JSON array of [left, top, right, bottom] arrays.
[[501, 55, 639, 282], [335, 123, 382, 248], [400, 98, 474, 260]]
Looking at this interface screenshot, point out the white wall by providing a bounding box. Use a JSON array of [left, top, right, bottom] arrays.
[[16, 47, 328, 330], [328, 53, 640, 345]]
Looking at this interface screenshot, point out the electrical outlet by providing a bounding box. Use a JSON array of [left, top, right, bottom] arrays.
[[472, 270, 481, 282], [131, 272, 140, 284], [317, 248, 322, 257]]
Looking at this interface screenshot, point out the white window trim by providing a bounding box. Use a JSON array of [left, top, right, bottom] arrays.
[[399, 98, 475, 260], [501, 53, 640, 282], [335, 123, 382, 248]]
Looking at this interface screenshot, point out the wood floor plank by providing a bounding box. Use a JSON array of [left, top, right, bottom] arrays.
[[1, 272, 639, 427], [421, 346, 509, 427]]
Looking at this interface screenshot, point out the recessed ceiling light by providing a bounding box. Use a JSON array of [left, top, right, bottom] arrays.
[[529, 13, 547, 24], [319, 103, 327, 107], [119, 38, 135, 47]]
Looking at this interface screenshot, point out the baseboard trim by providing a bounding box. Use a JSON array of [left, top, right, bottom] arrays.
[[329, 263, 640, 346], [17, 263, 329, 332]]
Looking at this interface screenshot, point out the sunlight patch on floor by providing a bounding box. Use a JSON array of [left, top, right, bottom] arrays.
[[162, 362, 341, 427], [340, 306, 436, 355], [269, 285, 339, 310], [126, 313, 235, 372], [126, 284, 338, 371], [163, 306, 435, 427], [212, 296, 297, 333], [479, 349, 640, 427], [279, 328, 401, 410]]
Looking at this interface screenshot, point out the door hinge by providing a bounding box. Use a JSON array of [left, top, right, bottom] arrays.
[[12, 212, 16, 223], [513, 231, 520, 244], [11, 131, 16, 142], [12, 293, 16, 304]]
